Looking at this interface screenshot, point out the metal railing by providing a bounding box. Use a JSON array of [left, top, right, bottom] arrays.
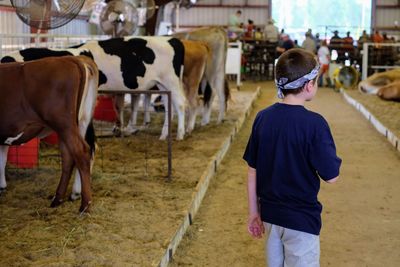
[[0, 33, 110, 57], [362, 42, 400, 80]]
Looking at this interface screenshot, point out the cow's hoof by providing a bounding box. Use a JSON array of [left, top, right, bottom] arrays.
[[79, 201, 92, 214], [69, 193, 81, 202], [50, 197, 63, 208], [0, 187, 6, 195], [124, 126, 139, 135], [112, 127, 122, 137]]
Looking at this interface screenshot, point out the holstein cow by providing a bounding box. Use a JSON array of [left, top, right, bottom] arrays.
[[0, 56, 98, 212], [173, 27, 230, 125], [358, 69, 400, 101], [1, 36, 187, 140]]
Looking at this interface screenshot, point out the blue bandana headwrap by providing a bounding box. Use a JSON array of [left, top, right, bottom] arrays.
[[275, 64, 320, 99]]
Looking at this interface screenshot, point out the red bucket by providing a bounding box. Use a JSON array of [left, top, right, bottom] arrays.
[[7, 138, 39, 168], [93, 95, 118, 122], [42, 132, 59, 145]]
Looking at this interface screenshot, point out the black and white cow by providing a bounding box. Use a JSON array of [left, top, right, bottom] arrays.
[[1, 36, 186, 140]]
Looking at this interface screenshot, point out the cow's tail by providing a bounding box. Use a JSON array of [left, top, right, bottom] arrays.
[[224, 76, 232, 109], [77, 56, 99, 162]]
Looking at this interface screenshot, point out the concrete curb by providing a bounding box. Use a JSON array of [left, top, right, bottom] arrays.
[[157, 87, 261, 267], [341, 89, 400, 153]]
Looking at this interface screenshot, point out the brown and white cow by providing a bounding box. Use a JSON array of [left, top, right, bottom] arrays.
[[0, 56, 98, 212], [358, 69, 400, 101], [173, 27, 230, 125]]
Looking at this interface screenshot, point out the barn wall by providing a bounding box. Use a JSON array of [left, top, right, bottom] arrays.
[[374, 0, 400, 39], [172, 0, 270, 31]]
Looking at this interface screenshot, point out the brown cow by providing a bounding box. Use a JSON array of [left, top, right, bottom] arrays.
[[181, 39, 211, 133], [0, 56, 98, 212], [358, 69, 400, 101]]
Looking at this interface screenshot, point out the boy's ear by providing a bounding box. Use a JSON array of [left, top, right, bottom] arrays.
[[304, 80, 314, 92]]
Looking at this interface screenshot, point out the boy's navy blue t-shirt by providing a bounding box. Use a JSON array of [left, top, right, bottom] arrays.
[[243, 103, 341, 235]]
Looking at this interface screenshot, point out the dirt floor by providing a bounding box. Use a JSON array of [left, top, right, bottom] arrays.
[[170, 85, 400, 267], [1, 82, 399, 267]]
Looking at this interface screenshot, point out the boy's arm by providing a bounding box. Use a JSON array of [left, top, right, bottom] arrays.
[[247, 166, 264, 238]]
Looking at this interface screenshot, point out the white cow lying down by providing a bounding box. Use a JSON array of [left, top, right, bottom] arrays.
[[358, 69, 400, 101]]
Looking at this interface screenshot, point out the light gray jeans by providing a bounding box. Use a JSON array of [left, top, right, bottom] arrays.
[[263, 222, 320, 267]]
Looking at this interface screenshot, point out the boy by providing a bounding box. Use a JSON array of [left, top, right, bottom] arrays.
[[243, 48, 342, 267]]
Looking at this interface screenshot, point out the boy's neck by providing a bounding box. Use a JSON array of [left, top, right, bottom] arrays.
[[282, 94, 306, 106]]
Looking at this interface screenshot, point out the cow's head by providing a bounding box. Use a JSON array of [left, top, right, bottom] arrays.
[[358, 69, 400, 95]]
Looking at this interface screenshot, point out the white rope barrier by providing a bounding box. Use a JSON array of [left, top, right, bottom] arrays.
[[341, 89, 400, 153]]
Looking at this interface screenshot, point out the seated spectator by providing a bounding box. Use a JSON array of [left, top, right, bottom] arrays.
[[254, 27, 263, 40], [330, 30, 342, 46], [264, 19, 279, 43], [302, 32, 316, 54], [245, 19, 255, 38], [343, 31, 354, 46], [357, 30, 370, 49]]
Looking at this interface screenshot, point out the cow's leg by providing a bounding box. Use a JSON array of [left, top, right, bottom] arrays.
[[59, 132, 92, 212], [158, 81, 185, 140], [143, 94, 152, 125], [215, 74, 227, 123], [126, 94, 141, 134], [112, 94, 125, 136], [70, 122, 96, 201], [185, 81, 201, 134], [202, 88, 216, 126], [51, 140, 75, 208], [0, 145, 9, 193]]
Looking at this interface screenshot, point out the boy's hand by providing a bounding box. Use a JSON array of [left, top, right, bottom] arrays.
[[247, 213, 264, 239]]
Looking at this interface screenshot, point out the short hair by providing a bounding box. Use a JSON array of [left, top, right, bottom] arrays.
[[275, 48, 318, 96], [236, 10, 242, 14]]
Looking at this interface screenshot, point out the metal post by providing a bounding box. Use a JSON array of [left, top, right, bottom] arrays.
[[362, 42, 369, 81], [167, 91, 172, 180]]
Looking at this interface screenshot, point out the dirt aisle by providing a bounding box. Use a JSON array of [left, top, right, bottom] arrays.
[[170, 84, 400, 267]]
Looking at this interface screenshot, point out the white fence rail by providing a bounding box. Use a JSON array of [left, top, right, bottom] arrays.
[[0, 33, 110, 58], [361, 42, 400, 80]]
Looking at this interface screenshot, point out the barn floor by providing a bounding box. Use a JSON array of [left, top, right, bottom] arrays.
[[1, 81, 399, 267], [170, 83, 400, 266]]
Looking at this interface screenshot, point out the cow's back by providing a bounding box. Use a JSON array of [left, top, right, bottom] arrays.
[[0, 57, 84, 143], [81, 36, 184, 91]]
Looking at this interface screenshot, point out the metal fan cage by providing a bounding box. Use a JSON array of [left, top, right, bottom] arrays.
[[11, 0, 85, 30]]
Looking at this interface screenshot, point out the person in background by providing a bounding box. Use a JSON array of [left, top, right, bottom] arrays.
[[228, 10, 244, 39], [371, 30, 384, 43], [315, 33, 321, 50], [329, 30, 342, 46], [245, 19, 255, 38], [357, 30, 370, 49], [317, 39, 331, 87], [293, 39, 300, 48], [276, 34, 294, 55], [343, 31, 354, 46], [302, 32, 317, 54], [264, 19, 279, 43], [244, 48, 341, 267], [254, 27, 263, 40]]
